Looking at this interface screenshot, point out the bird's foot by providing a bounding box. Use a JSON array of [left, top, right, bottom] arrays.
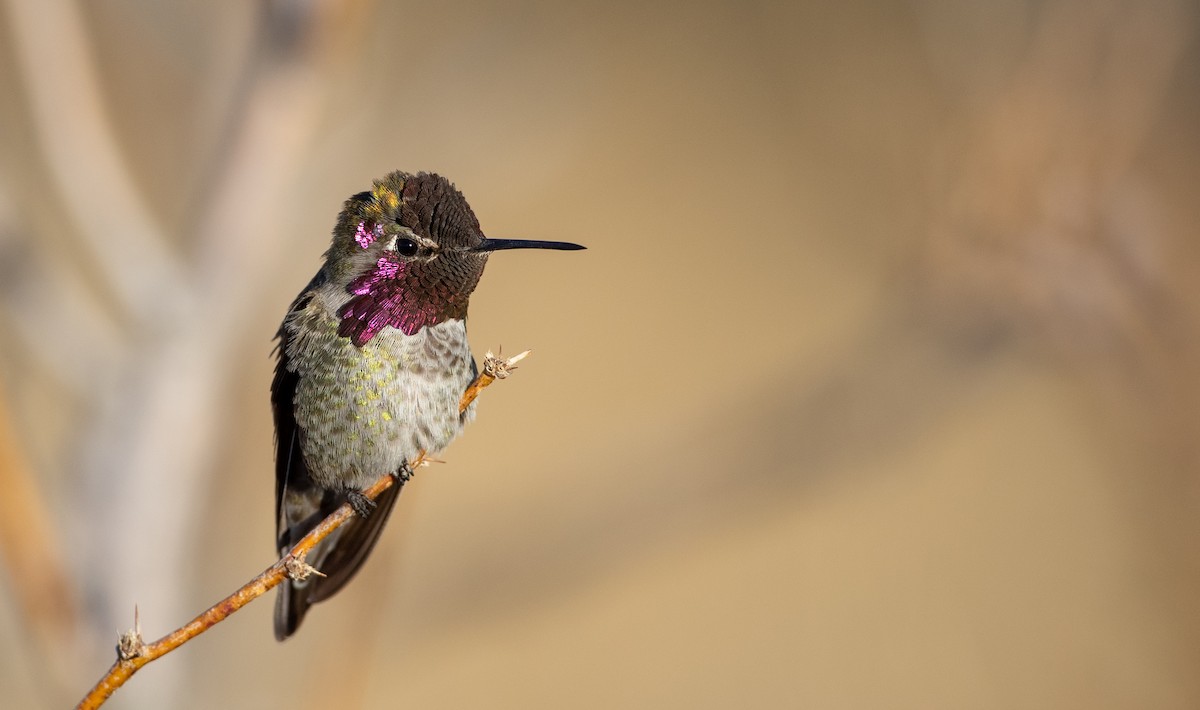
[[392, 462, 415, 484], [347, 490, 376, 518]]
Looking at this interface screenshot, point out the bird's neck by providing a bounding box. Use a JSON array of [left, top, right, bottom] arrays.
[[329, 256, 468, 347]]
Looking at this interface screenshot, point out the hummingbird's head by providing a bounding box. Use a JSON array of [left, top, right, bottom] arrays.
[[325, 171, 584, 346]]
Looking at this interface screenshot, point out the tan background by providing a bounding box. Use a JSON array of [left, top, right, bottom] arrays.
[[1, 1, 1199, 708]]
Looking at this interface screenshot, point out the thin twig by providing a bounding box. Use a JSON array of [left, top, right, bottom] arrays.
[[76, 349, 528, 709], [459, 349, 529, 412]]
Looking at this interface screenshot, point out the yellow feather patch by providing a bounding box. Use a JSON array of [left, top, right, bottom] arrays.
[[371, 182, 401, 216]]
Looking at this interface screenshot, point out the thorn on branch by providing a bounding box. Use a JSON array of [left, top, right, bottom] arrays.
[[482, 348, 530, 379], [116, 607, 145, 661], [284, 553, 324, 582], [459, 347, 530, 413]]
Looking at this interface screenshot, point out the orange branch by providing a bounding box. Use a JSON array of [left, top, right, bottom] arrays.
[[77, 350, 527, 709]]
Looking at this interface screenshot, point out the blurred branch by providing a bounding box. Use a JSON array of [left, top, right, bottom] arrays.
[[2, 0, 187, 322], [0, 381, 78, 683], [917, 0, 1191, 351], [75, 349, 525, 710], [66, 7, 368, 694]]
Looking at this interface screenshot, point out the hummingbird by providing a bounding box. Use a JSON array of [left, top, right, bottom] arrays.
[[271, 171, 584, 640]]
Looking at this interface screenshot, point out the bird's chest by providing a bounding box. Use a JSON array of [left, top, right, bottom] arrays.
[[284, 311, 475, 489]]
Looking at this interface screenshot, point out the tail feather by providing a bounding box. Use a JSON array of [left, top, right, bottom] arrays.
[[273, 483, 404, 640], [274, 578, 309, 642]]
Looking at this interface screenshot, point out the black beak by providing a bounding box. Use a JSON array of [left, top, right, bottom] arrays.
[[472, 238, 586, 253]]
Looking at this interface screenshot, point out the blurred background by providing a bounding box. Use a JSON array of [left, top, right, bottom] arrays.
[[1, 0, 1198, 707]]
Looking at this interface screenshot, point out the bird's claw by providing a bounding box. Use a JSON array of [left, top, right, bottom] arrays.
[[347, 490, 376, 518], [392, 462, 414, 484]]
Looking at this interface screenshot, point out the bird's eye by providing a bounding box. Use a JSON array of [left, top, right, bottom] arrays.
[[395, 238, 419, 257]]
